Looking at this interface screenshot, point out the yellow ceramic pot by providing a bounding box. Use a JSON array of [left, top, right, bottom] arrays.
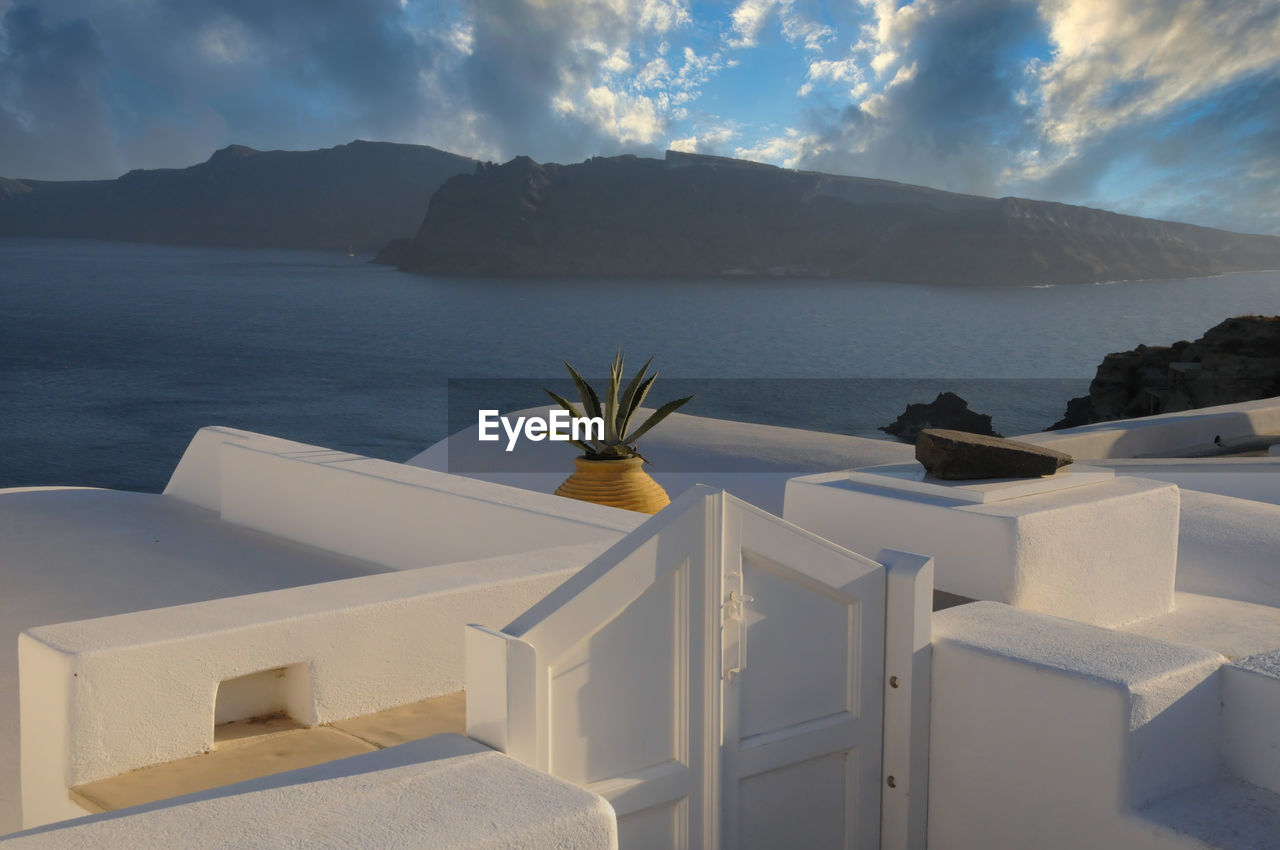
[[554, 455, 670, 514]]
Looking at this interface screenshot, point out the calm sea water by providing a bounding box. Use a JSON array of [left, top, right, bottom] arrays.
[[3, 238, 1278, 492]]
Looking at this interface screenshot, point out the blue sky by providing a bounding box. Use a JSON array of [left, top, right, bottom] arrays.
[[2, 0, 1279, 235]]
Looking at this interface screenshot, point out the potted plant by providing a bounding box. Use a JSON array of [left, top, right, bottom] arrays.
[[545, 350, 692, 513]]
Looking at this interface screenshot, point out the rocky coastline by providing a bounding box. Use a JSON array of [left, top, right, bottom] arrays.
[[1050, 316, 1280, 429]]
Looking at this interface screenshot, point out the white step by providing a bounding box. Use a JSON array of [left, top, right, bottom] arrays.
[[930, 602, 1226, 849], [1140, 777, 1280, 850]]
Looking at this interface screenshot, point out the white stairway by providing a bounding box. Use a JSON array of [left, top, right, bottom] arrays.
[[929, 603, 1280, 850]]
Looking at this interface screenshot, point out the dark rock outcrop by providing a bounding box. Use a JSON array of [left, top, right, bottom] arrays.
[[1050, 316, 1280, 428], [387, 150, 1280, 285], [882, 392, 1001, 443], [0, 140, 476, 253], [916, 429, 1073, 480]]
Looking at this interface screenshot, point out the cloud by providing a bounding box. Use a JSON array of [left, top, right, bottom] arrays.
[[735, 127, 823, 168], [0, 0, 475, 177], [783, 0, 1046, 195], [0, 0, 705, 177], [727, 0, 777, 48], [1032, 0, 1280, 156], [0, 0, 1276, 234], [455, 0, 698, 157], [727, 0, 834, 51], [669, 122, 737, 153], [738, 0, 1280, 233], [0, 4, 119, 178], [798, 57, 866, 97]]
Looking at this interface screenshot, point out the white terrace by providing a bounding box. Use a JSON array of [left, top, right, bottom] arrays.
[[2, 399, 1279, 847]]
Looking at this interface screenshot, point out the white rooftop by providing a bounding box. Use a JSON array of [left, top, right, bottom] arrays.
[[1, 399, 1278, 847]]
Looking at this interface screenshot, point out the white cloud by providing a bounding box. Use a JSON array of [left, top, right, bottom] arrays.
[[447, 0, 699, 156], [634, 0, 692, 32], [635, 56, 673, 89], [560, 84, 663, 144], [1033, 0, 1280, 155], [853, 0, 935, 78], [781, 11, 834, 51], [735, 127, 823, 168], [728, 0, 833, 51], [798, 56, 863, 97], [668, 123, 737, 152], [676, 46, 725, 89], [727, 0, 777, 48]]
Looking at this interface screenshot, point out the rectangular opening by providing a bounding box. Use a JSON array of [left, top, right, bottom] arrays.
[[214, 663, 315, 731]]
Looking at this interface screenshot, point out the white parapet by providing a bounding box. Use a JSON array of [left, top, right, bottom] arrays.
[[929, 602, 1224, 850], [1016, 397, 1280, 459], [1088, 456, 1280, 506], [18, 542, 610, 830], [2, 735, 618, 849], [1175, 490, 1280, 608], [163, 426, 644, 570], [784, 467, 1180, 627]]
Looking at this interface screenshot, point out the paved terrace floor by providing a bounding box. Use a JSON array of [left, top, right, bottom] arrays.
[[0, 487, 393, 835], [70, 692, 466, 815]]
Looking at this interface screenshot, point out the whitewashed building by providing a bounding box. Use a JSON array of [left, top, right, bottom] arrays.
[[2, 400, 1279, 848]]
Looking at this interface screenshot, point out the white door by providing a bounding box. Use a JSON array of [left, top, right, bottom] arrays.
[[466, 487, 889, 849], [721, 504, 886, 849]]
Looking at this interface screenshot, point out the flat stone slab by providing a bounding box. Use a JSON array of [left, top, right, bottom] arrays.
[[69, 692, 466, 813], [916, 429, 1073, 480], [72, 727, 376, 813], [332, 691, 466, 748]]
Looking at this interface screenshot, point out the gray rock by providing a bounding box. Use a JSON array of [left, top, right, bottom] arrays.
[[881, 391, 1001, 443], [916, 429, 1073, 480], [1048, 316, 1280, 429]]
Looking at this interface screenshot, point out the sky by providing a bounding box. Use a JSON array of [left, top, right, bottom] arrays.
[[1, 0, 1278, 235]]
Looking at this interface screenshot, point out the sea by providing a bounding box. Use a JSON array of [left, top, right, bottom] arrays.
[[3, 237, 1278, 493]]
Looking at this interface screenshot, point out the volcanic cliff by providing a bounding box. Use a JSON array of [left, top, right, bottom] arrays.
[[0, 141, 475, 253], [383, 151, 1280, 286]]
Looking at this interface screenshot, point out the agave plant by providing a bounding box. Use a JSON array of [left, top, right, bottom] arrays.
[[545, 350, 692, 462]]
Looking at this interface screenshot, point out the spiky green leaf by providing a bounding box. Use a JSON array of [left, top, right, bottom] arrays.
[[563, 361, 602, 420], [544, 389, 600, 453], [619, 372, 657, 438], [622, 394, 693, 444], [543, 388, 582, 420], [617, 355, 655, 434], [604, 350, 623, 444]]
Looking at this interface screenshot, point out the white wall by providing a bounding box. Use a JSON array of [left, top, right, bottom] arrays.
[[929, 602, 1224, 850], [3, 735, 618, 849], [1016, 397, 1280, 459], [19, 541, 612, 830], [165, 426, 645, 570], [1175, 490, 1280, 609], [1090, 457, 1280, 505], [784, 473, 1179, 627], [1222, 652, 1280, 795]]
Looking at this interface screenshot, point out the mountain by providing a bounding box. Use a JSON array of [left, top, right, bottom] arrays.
[[380, 150, 1280, 286], [0, 141, 475, 253]]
